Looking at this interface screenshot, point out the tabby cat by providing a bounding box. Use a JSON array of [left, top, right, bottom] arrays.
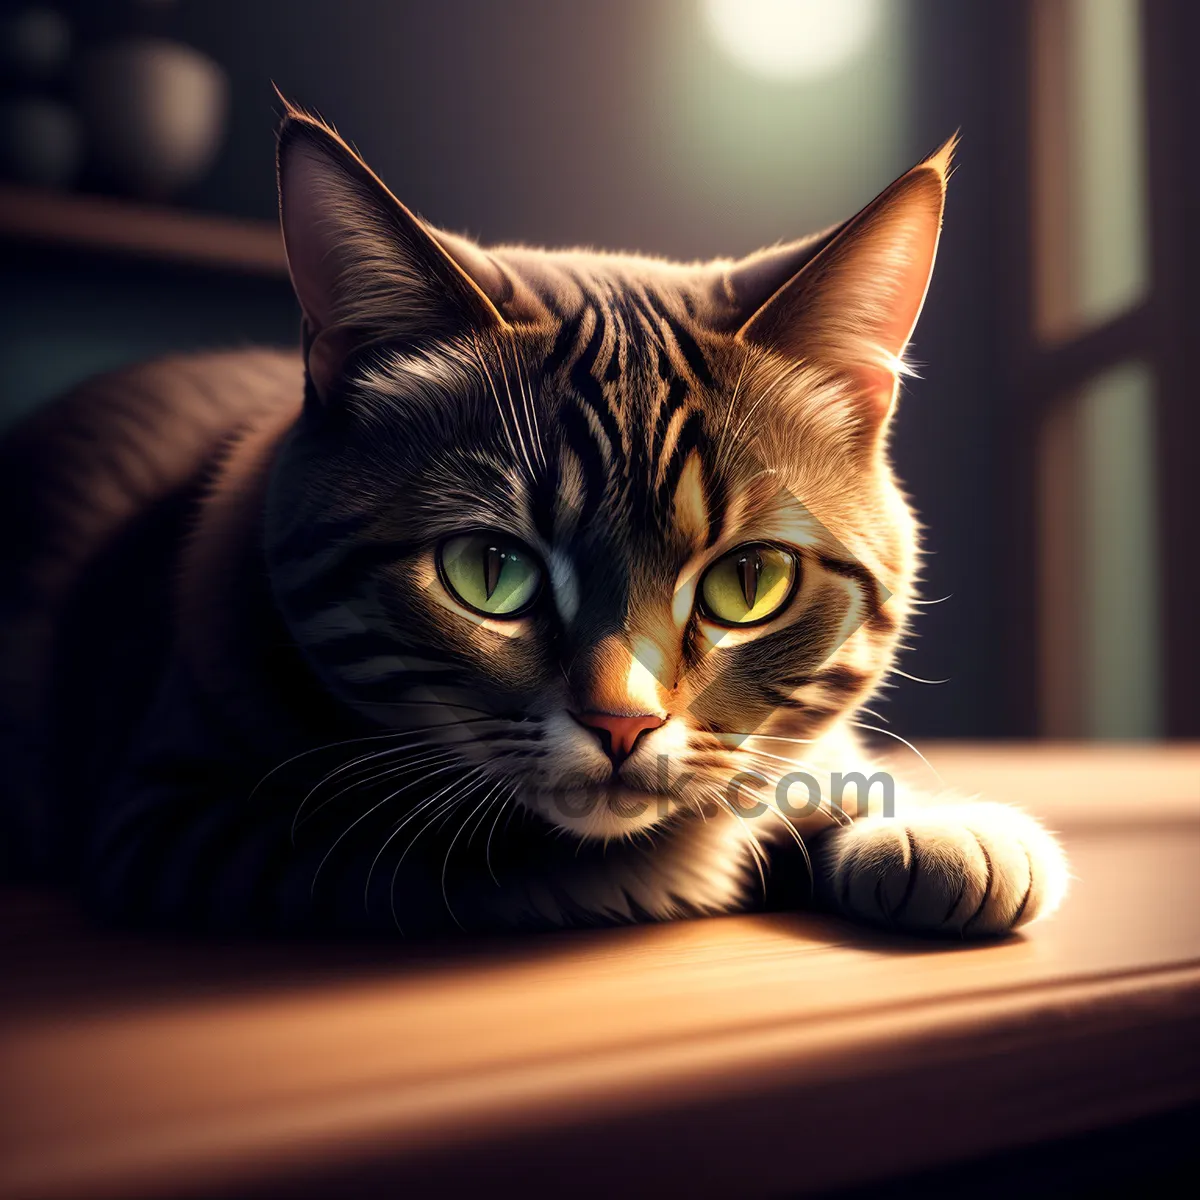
[[0, 105, 1068, 936]]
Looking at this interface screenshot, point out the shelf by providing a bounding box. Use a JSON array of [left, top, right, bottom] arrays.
[[1, 743, 1198, 1198], [0, 184, 289, 278]]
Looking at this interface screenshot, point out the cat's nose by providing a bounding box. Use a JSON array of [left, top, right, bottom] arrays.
[[571, 711, 666, 766]]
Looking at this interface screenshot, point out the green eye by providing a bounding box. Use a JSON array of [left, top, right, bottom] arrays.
[[438, 533, 543, 617], [699, 544, 798, 626]]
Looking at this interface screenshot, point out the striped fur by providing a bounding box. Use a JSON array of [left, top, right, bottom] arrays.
[[0, 110, 1068, 936]]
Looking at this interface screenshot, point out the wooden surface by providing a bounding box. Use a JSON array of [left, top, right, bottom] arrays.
[[1, 743, 1198, 1198], [0, 185, 288, 277]]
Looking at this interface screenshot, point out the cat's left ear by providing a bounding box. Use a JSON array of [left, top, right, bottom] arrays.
[[736, 137, 956, 426], [276, 100, 512, 402]]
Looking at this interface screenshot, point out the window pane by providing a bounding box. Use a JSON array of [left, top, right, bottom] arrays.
[[1032, 0, 1149, 340], [1038, 362, 1162, 737], [1081, 362, 1161, 736]]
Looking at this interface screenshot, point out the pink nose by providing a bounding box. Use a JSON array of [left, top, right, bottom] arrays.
[[572, 711, 666, 765]]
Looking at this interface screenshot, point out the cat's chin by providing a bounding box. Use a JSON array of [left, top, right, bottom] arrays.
[[526, 783, 678, 842]]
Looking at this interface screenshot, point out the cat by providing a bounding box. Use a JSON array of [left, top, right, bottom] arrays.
[[0, 102, 1069, 936]]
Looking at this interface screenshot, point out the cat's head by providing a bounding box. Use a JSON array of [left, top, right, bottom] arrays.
[[265, 104, 949, 841]]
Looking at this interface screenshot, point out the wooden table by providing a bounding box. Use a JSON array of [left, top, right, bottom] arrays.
[[2, 744, 1198, 1198]]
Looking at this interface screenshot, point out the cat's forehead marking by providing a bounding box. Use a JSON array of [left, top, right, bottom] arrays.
[[517, 271, 737, 572], [546, 548, 580, 625]]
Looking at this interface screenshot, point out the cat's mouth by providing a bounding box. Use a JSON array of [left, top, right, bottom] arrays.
[[528, 781, 678, 841]]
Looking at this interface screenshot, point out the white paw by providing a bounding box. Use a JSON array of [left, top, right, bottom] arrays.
[[819, 801, 1070, 936]]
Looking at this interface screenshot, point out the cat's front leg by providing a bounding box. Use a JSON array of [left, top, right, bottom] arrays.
[[811, 797, 1070, 937]]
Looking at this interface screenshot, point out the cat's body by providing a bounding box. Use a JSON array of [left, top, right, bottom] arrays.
[[0, 108, 1068, 936]]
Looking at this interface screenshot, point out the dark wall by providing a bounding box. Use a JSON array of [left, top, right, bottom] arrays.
[[899, 0, 1014, 737], [10, 0, 1016, 738]]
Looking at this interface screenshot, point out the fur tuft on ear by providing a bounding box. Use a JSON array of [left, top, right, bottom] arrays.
[[275, 96, 509, 401], [737, 135, 957, 430]]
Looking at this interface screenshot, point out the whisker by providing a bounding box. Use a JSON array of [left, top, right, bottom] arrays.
[[738, 747, 822, 775], [388, 769, 488, 931], [291, 722, 488, 834], [492, 335, 539, 483], [851, 721, 945, 785], [362, 766, 480, 905], [484, 786, 515, 886], [523, 357, 548, 470], [247, 730, 416, 804], [397, 771, 486, 870], [294, 713, 520, 839], [252, 709, 499, 807], [510, 337, 547, 470], [295, 748, 458, 841], [312, 757, 466, 898], [355, 698, 498, 717], [706, 784, 768, 900], [889, 668, 950, 685], [721, 364, 797, 466], [441, 777, 505, 926], [714, 347, 750, 467], [464, 779, 505, 848], [470, 335, 527, 477], [756, 802, 813, 896], [732, 733, 815, 747], [736, 751, 852, 831]]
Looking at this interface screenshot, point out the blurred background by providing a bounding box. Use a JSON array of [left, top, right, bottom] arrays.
[[1, 0, 1196, 743]]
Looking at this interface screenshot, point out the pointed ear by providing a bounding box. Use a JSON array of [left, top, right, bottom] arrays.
[[716, 223, 848, 323], [276, 102, 508, 400], [737, 136, 956, 425]]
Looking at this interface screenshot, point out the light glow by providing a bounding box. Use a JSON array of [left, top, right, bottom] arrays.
[[701, 0, 883, 81]]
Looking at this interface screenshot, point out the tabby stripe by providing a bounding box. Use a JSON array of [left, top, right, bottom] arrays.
[[271, 511, 375, 563], [570, 305, 626, 467], [485, 727, 546, 742], [313, 631, 459, 666], [335, 655, 462, 684], [650, 377, 690, 467], [812, 665, 869, 695], [559, 400, 608, 530], [627, 289, 674, 363], [294, 602, 378, 644], [529, 458, 561, 543], [656, 409, 707, 513], [962, 835, 995, 932], [599, 280, 627, 383], [1009, 850, 1036, 926], [543, 313, 581, 377], [270, 536, 368, 592], [619, 290, 668, 359], [891, 829, 922, 920], [816, 554, 894, 632], [703, 467, 728, 548], [350, 668, 474, 698], [641, 288, 715, 389], [277, 541, 417, 617], [771, 696, 837, 718]]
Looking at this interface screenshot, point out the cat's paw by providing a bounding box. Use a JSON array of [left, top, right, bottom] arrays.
[[816, 801, 1069, 937]]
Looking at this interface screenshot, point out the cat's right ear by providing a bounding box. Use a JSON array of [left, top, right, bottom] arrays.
[[733, 138, 955, 431], [276, 102, 508, 402]]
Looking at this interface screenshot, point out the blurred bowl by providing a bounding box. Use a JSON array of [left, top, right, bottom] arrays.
[[77, 37, 229, 200], [0, 6, 72, 84], [0, 97, 82, 188]]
